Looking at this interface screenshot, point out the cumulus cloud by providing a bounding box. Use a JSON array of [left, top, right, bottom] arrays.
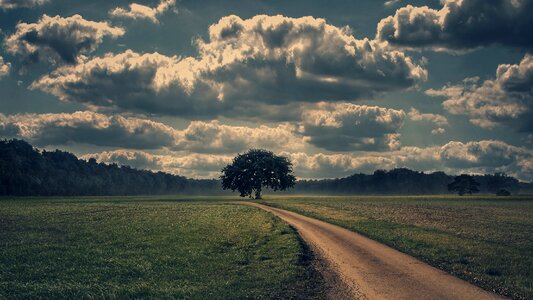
[[299, 102, 405, 151], [428, 54, 533, 132], [32, 15, 426, 118], [439, 140, 533, 179], [82, 150, 232, 178], [81, 149, 162, 170], [431, 128, 446, 135], [0, 111, 308, 152], [80, 139, 533, 181], [0, 56, 10, 78], [110, 0, 176, 23], [0, 111, 177, 149], [173, 120, 306, 153], [31, 51, 216, 116], [376, 0, 533, 51], [0, 0, 47, 10], [408, 107, 448, 126], [4, 14, 124, 64], [286, 140, 533, 180]]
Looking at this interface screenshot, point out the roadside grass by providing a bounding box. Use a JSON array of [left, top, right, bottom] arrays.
[[261, 195, 533, 300], [0, 197, 325, 299]]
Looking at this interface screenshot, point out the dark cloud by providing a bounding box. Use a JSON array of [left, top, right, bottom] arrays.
[[377, 0, 533, 51], [0, 111, 177, 149], [0, 106, 411, 153], [0, 0, 48, 10], [4, 14, 124, 64], [299, 103, 405, 151], [0, 111, 307, 152], [31, 15, 426, 119], [428, 53, 533, 132]]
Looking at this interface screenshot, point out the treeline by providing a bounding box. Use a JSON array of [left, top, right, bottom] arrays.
[[1, 139, 532, 196], [293, 168, 533, 195], [0, 139, 191, 196]]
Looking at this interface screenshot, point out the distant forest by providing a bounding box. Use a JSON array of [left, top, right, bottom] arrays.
[[0, 139, 218, 196], [1, 139, 532, 196]]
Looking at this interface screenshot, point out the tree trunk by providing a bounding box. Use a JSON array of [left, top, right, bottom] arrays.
[[255, 190, 262, 199]]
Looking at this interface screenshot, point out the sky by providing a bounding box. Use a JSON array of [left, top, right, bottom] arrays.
[[0, 0, 532, 180]]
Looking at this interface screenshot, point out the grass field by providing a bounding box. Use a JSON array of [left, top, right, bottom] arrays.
[[2, 195, 532, 299], [262, 195, 533, 299], [0, 196, 324, 299]]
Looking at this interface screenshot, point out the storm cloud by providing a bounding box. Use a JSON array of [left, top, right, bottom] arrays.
[[377, 0, 533, 51]]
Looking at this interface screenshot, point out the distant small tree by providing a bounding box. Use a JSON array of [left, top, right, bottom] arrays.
[[496, 189, 511, 196], [448, 174, 480, 196], [221, 149, 296, 199], [487, 172, 518, 195]]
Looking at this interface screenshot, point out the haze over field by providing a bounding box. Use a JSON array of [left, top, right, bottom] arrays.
[[1, 0, 532, 181]]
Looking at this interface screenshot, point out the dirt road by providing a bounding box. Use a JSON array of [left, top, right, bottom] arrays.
[[244, 202, 502, 300]]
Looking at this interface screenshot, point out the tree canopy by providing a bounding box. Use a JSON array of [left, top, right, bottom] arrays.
[[220, 149, 296, 199], [448, 174, 480, 196], [0, 139, 189, 196]]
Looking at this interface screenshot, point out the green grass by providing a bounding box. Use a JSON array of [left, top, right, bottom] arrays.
[[261, 195, 533, 299], [3, 195, 532, 299], [0, 196, 325, 299]]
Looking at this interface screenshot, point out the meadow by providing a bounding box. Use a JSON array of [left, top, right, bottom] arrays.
[[262, 195, 533, 299], [0, 196, 324, 299], [2, 195, 532, 299]]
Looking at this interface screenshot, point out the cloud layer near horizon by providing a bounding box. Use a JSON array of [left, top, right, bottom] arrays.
[[81, 140, 533, 181], [0, 104, 407, 152]]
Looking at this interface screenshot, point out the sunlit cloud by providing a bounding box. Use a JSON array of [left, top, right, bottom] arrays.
[[109, 0, 177, 23], [31, 15, 426, 119], [4, 14, 124, 65], [428, 54, 533, 132]]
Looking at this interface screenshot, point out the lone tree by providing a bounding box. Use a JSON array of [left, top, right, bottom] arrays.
[[221, 149, 296, 199], [448, 174, 480, 196]]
